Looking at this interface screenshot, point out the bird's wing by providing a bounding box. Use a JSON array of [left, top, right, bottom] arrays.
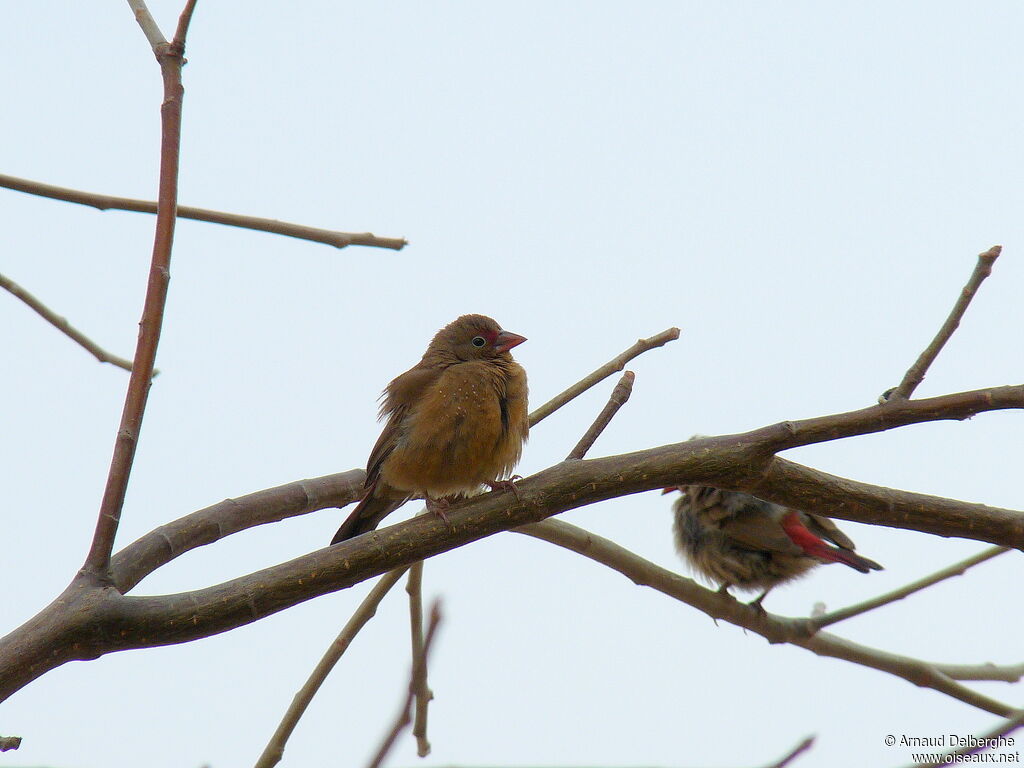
[[718, 514, 805, 556], [365, 364, 441, 486], [803, 512, 857, 551]]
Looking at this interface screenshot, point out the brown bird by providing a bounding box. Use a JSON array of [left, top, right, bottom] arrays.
[[667, 485, 882, 606], [331, 314, 529, 544]]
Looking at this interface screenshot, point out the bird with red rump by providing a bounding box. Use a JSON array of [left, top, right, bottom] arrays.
[[666, 484, 882, 608]]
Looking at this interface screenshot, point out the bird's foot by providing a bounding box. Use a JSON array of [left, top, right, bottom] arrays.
[[425, 497, 456, 531], [486, 476, 523, 501], [747, 588, 772, 614]]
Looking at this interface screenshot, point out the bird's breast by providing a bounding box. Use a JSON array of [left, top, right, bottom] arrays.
[[380, 360, 527, 497]]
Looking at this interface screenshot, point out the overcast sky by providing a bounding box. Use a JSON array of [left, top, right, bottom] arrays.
[[3, 2, 1024, 767]]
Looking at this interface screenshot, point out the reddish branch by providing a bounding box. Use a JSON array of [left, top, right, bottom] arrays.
[[84, 1, 198, 578]]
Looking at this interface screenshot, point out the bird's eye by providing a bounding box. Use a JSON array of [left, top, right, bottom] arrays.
[[471, 336, 486, 348]]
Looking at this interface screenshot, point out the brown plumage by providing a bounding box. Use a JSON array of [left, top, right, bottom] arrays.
[[331, 314, 529, 544], [668, 485, 882, 604]]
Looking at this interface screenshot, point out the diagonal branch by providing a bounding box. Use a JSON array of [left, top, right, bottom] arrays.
[[6, 384, 1024, 703], [884, 245, 1001, 402], [84, 0, 197, 578], [110, 470, 365, 593], [813, 545, 1011, 628], [565, 370, 635, 460], [529, 327, 678, 427], [763, 736, 815, 768], [905, 709, 1024, 767], [366, 601, 442, 768], [0, 271, 146, 374], [253, 568, 409, 768], [0, 174, 407, 251], [518, 519, 1018, 717]]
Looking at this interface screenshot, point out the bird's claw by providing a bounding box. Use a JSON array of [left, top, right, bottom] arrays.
[[425, 497, 456, 531], [486, 476, 523, 501]]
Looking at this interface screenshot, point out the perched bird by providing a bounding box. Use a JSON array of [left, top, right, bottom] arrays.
[[331, 314, 529, 544], [667, 485, 882, 606]]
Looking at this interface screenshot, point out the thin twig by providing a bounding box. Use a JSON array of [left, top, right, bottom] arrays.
[[905, 708, 1024, 767], [762, 735, 815, 768], [517, 519, 1018, 717], [0, 174, 407, 251], [254, 568, 409, 768], [0, 736, 22, 752], [565, 370, 635, 460], [84, 0, 195, 578], [812, 546, 1010, 628], [884, 245, 1001, 402], [528, 327, 679, 427], [934, 662, 1024, 683], [406, 561, 432, 757], [366, 601, 443, 768], [0, 271, 148, 375], [125, 0, 167, 47]]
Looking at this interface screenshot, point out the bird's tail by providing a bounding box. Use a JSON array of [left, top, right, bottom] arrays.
[[822, 548, 884, 574], [330, 492, 407, 545], [779, 510, 883, 573]]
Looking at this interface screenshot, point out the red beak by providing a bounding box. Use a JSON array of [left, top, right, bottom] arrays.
[[494, 330, 527, 353]]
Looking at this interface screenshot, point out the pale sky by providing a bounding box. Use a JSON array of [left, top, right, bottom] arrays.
[[3, 3, 1024, 767]]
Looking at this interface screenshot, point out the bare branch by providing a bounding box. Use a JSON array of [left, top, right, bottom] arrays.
[[6, 385, 1024, 702], [904, 709, 1024, 767], [934, 662, 1024, 683], [125, 0, 167, 48], [110, 470, 365, 593], [366, 601, 443, 768], [406, 562, 432, 757], [519, 519, 1018, 717], [0, 736, 22, 752], [0, 271, 146, 375], [813, 546, 1011, 628], [885, 245, 1001, 402], [529, 327, 679, 427], [566, 370, 635, 460], [172, 0, 198, 44], [762, 735, 815, 768], [0, 174, 407, 251], [254, 568, 409, 768], [84, 0, 197, 578]]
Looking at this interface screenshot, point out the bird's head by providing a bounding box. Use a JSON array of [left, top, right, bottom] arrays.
[[430, 314, 527, 362]]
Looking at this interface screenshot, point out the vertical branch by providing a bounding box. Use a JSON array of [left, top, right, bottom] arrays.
[[84, 0, 198, 577], [406, 562, 432, 756]]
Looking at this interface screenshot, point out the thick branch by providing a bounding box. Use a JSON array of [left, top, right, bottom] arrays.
[[110, 470, 365, 593], [5, 385, 1024, 701], [886, 245, 1001, 402], [0, 174, 406, 251], [0, 271, 143, 374]]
